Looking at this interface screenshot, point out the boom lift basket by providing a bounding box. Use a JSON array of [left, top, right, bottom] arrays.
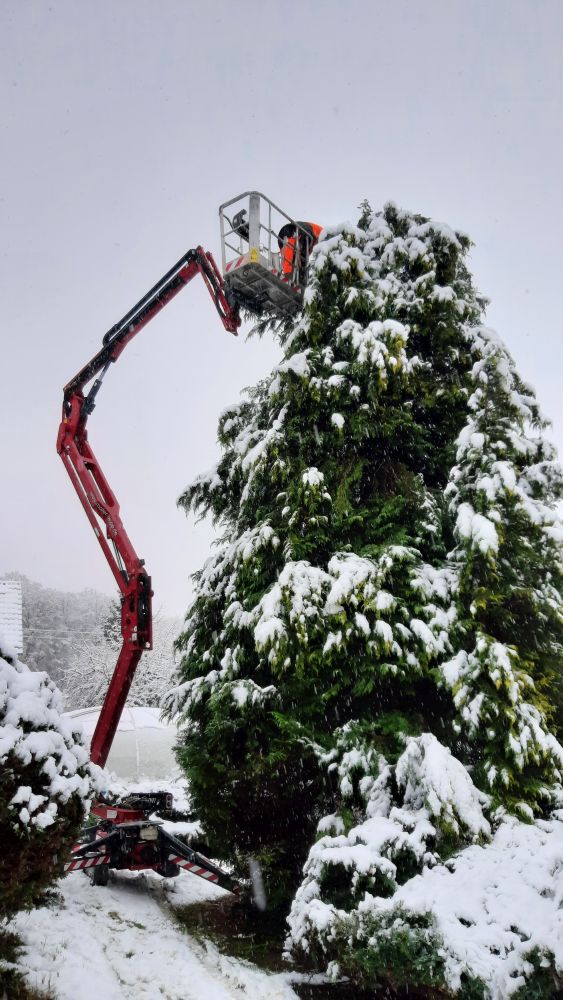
[[219, 191, 310, 317]]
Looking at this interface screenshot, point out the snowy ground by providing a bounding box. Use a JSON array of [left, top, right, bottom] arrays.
[[12, 866, 304, 1000], [11, 776, 308, 999]]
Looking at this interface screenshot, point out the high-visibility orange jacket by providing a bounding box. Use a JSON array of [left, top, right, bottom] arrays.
[[278, 221, 323, 276]]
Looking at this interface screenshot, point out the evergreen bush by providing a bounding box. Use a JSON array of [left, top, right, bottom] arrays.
[[0, 634, 97, 918]]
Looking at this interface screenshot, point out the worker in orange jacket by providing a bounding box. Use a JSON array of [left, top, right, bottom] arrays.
[[278, 221, 323, 285]]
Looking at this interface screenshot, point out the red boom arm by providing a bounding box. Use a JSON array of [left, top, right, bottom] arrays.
[[57, 247, 239, 767]]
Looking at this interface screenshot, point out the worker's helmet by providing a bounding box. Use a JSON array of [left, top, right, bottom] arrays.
[[277, 222, 297, 249]]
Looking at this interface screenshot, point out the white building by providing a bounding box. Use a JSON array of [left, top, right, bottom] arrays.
[[0, 578, 23, 655]]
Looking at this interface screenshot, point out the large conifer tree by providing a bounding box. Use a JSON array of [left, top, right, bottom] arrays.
[[165, 204, 563, 995]]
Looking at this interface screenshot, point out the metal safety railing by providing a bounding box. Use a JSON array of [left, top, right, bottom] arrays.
[[219, 191, 310, 288]]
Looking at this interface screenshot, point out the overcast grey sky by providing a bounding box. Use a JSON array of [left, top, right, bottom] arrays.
[[1, 0, 562, 616]]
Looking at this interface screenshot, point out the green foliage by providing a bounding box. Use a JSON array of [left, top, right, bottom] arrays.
[[175, 696, 329, 908], [165, 202, 563, 993], [510, 949, 561, 999], [0, 642, 92, 920], [0, 752, 84, 919], [440, 325, 563, 812], [339, 918, 446, 993]]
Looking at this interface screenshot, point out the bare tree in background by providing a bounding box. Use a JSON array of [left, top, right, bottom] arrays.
[[62, 603, 180, 710]]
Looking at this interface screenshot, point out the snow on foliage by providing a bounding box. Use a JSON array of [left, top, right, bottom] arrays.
[[0, 634, 95, 826], [0, 631, 99, 916], [392, 814, 563, 998], [165, 201, 563, 994], [289, 802, 563, 999], [287, 732, 563, 998], [442, 318, 563, 810], [288, 735, 491, 941]]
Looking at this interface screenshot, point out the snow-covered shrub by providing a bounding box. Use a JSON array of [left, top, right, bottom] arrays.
[[290, 812, 563, 998], [287, 728, 563, 997], [0, 633, 98, 917]]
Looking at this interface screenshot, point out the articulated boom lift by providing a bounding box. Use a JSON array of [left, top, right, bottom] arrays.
[[57, 193, 311, 891], [57, 246, 239, 772]]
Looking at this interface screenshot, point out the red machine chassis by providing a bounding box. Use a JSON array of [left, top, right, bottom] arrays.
[[65, 810, 238, 893]]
